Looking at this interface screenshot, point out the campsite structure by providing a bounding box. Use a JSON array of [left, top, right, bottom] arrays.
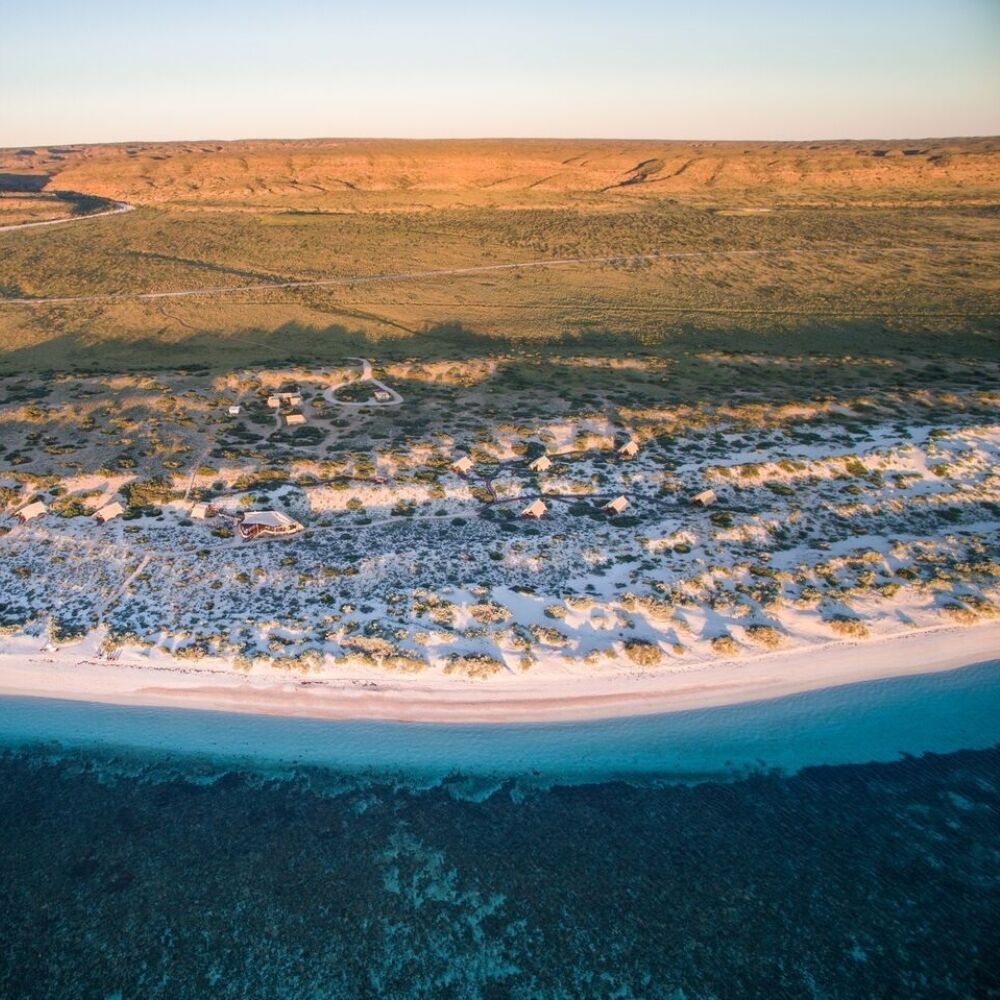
[[451, 456, 474, 476], [691, 489, 717, 507], [238, 510, 304, 541], [603, 495, 629, 515], [521, 499, 547, 519], [15, 501, 46, 524], [618, 439, 640, 459], [529, 455, 552, 473], [94, 502, 124, 524]]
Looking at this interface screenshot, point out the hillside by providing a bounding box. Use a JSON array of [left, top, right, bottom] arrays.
[[3, 137, 1000, 213]]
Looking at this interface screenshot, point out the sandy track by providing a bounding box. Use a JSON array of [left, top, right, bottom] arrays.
[[325, 357, 403, 408], [0, 201, 133, 234]]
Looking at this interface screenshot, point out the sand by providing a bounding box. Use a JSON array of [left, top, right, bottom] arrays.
[[0, 622, 997, 725]]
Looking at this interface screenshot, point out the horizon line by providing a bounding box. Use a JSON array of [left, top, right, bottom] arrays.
[[4, 133, 999, 153]]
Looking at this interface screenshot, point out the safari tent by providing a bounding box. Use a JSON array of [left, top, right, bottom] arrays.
[[16, 501, 46, 523], [94, 502, 124, 524], [239, 510, 304, 541], [521, 499, 547, 519]]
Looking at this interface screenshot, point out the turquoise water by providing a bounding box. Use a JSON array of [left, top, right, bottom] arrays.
[[1, 659, 997, 783]]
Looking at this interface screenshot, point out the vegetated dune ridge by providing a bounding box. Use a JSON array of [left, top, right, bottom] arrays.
[[3, 137, 1000, 211]]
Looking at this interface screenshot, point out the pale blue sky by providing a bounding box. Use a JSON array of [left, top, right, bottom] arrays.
[[1, 0, 998, 145]]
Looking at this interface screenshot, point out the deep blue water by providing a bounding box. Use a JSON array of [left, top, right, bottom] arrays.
[[1, 663, 998, 998]]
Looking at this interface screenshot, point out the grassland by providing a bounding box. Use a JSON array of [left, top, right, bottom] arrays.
[[0, 137, 997, 373]]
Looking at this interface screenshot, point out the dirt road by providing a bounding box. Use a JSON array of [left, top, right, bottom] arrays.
[[0, 201, 133, 234]]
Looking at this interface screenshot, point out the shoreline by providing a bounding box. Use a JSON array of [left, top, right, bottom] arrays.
[[0, 621, 998, 726]]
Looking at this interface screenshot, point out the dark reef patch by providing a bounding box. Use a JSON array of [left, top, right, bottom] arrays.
[[0, 747, 998, 999]]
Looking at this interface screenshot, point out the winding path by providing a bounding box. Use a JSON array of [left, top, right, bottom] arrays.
[[0, 201, 133, 234], [325, 357, 403, 408]]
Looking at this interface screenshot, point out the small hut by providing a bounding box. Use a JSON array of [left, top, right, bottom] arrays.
[[189, 502, 209, 520], [374, 390, 393, 402], [529, 455, 552, 473], [691, 489, 717, 507], [228, 405, 241, 416], [618, 439, 640, 459], [603, 495, 629, 515], [16, 501, 46, 523], [94, 502, 124, 524], [285, 413, 306, 426], [521, 499, 547, 519], [451, 456, 474, 475], [266, 395, 281, 409]]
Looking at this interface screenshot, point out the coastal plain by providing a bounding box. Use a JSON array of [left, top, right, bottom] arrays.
[[0, 137, 998, 719]]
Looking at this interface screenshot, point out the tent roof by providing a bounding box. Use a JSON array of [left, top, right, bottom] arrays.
[[243, 510, 298, 528]]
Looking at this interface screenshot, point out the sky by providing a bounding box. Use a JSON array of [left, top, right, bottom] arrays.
[[1, 0, 998, 146]]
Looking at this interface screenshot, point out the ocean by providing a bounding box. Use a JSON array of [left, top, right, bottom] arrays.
[[1, 662, 998, 998]]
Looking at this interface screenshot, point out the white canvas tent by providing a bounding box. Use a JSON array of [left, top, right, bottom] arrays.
[[521, 499, 547, 519], [16, 501, 46, 523], [240, 510, 304, 540], [603, 495, 629, 515], [94, 502, 124, 524]]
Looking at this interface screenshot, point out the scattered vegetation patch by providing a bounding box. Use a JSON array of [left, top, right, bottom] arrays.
[[623, 639, 663, 667]]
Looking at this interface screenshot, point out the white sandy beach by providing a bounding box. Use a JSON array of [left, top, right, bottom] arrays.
[[0, 621, 997, 725]]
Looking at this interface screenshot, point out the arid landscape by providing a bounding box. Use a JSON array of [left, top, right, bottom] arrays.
[[0, 138, 997, 718], [2, 138, 999, 370], [4, 0, 1000, 986]]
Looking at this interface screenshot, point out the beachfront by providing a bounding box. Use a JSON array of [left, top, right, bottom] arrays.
[[1, 620, 997, 725]]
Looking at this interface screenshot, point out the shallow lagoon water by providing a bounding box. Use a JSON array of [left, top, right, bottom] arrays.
[[1, 659, 998, 783]]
